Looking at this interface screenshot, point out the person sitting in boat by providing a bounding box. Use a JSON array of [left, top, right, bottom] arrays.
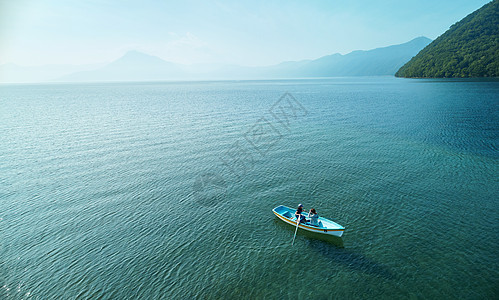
[[308, 208, 319, 226], [295, 204, 307, 223]]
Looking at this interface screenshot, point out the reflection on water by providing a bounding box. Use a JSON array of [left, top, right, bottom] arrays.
[[308, 239, 395, 280], [273, 218, 392, 279]]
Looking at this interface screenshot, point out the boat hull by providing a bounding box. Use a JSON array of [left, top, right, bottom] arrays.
[[273, 205, 345, 237]]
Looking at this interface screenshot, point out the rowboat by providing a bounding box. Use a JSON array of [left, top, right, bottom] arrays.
[[272, 205, 345, 237]]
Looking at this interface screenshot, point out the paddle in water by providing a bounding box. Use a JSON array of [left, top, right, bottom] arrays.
[[292, 216, 300, 245]]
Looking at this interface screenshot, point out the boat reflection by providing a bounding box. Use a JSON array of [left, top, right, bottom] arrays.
[[273, 218, 393, 279]]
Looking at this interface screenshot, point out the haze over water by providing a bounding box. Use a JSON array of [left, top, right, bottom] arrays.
[[1, 77, 498, 298]]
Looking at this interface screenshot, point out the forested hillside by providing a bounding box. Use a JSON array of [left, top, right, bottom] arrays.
[[396, 0, 498, 78]]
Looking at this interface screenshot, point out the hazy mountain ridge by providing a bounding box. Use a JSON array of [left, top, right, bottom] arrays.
[[289, 36, 432, 77], [396, 0, 499, 78], [0, 37, 431, 83], [0, 63, 105, 83]]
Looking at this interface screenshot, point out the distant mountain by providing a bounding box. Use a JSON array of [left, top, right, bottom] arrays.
[[396, 0, 499, 78], [55, 38, 430, 82], [262, 36, 432, 77], [58, 50, 183, 82]]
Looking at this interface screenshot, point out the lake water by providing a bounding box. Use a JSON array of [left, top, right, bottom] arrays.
[[1, 77, 498, 299]]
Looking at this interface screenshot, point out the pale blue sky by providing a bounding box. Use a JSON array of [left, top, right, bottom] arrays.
[[0, 0, 491, 66]]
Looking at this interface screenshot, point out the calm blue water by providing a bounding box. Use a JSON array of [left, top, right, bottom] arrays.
[[1, 78, 498, 299]]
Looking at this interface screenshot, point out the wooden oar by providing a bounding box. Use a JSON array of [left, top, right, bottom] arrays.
[[292, 215, 300, 245]]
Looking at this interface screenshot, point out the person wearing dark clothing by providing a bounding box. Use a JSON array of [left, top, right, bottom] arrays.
[[295, 204, 307, 223]]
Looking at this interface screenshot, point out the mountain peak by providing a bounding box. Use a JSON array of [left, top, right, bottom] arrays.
[[115, 50, 166, 64], [411, 36, 431, 42]]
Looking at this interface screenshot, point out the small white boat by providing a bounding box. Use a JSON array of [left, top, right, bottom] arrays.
[[273, 205, 345, 237]]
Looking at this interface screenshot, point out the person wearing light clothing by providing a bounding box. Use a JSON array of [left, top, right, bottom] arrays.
[[308, 208, 319, 226]]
